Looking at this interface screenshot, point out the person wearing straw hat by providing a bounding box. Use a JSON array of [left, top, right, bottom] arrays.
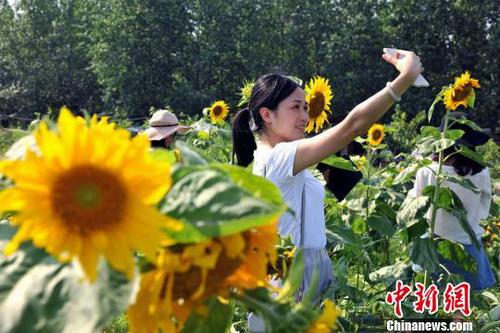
[[410, 112, 496, 290], [144, 109, 190, 149]]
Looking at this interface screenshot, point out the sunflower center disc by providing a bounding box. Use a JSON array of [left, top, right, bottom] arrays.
[[51, 165, 127, 233], [212, 106, 223, 116], [454, 86, 472, 101], [309, 92, 326, 118], [372, 129, 382, 141], [172, 267, 203, 300], [75, 184, 101, 208]]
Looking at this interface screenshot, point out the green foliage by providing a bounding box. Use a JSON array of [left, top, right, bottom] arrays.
[[367, 215, 396, 237], [159, 142, 286, 243], [437, 239, 477, 273], [87, 0, 193, 119], [182, 298, 235, 333], [0, 0, 103, 121], [476, 140, 500, 181], [0, 222, 134, 333], [368, 261, 410, 284], [386, 107, 426, 154], [103, 314, 128, 333], [0, 128, 28, 155], [321, 155, 358, 172], [397, 192, 430, 227], [162, 165, 286, 243], [409, 237, 440, 272], [0, 0, 498, 132]]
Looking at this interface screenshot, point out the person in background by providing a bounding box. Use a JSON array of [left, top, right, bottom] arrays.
[[410, 113, 496, 290], [144, 109, 190, 149]]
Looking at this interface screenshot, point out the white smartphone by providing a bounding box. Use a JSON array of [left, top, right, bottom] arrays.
[[383, 48, 429, 87]]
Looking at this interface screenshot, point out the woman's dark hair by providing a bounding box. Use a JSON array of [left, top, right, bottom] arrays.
[[150, 140, 166, 148], [432, 145, 484, 176], [150, 133, 177, 149], [232, 73, 300, 166]]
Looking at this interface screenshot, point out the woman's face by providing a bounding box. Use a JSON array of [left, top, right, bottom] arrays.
[[266, 87, 308, 142]]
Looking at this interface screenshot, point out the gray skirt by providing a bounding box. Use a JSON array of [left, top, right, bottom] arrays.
[[248, 247, 334, 333], [297, 247, 335, 302]]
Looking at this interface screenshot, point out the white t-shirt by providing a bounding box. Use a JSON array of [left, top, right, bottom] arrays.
[[411, 163, 492, 244], [253, 140, 326, 249]]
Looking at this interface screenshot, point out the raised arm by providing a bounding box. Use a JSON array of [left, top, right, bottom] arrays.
[[293, 50, 423, 174]]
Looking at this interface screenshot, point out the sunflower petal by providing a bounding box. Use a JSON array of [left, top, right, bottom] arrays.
[[79, 247, 100, 281]]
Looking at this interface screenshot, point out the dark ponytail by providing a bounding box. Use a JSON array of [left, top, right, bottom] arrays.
[[231, 73, 300, 166], [232, 108, 256, 167]]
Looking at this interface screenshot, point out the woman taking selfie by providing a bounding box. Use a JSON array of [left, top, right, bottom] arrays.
[[232, 50, 423, 306]]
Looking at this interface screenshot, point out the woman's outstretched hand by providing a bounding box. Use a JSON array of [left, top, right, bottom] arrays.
[[382, 49, 423, 84]]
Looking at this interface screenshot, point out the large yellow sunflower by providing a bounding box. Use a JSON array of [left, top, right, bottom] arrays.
[[128, 222, 278, 333], [367, 123, 385, 147], [208, 100, 230, 125], [127, 241, 223, 333], [443, 71, 480, 111], [0, 107, 181, 281], [305, 76, 333, 133], [306, 299, 342, 333]]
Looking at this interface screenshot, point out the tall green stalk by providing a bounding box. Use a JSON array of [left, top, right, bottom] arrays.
[[365, 148, 371, 220], [208, 123, 213, 141], [429, 113, 449, 236]]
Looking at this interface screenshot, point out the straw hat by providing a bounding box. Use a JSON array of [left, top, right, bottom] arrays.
[[144, 110, 190, 141]]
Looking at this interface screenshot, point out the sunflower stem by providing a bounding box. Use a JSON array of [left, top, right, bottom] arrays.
[[365, 148, 371, 219], [356, 265, 360, 297], [429, 113, 449, 236], [237, 291, 282, 324]]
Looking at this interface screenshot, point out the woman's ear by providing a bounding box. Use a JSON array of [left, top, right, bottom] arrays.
[[259, 107, 273, 125]]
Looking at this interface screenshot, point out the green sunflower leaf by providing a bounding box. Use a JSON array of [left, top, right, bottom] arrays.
[[367, 215, 396, 236], [427, 86, 447, 122], [397, 195, 430, 227], [420, 126, 441, 139], [369, 261, 410, 284], [0, 222, 133, 333], [451, 118, 482, 131], [442, 174, 480, 194], [175, 141, 210, 165], [409, 237, 440, 273], [162, 165, 286, 243], [320, 155, 358, 172], [444, 129, 464, 141], [456, 145, 489, 167], [466, 89, 476, 107], [182, 297, 235, 333], [437, 239, 477, 273]]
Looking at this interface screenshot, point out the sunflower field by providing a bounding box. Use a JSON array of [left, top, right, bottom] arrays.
[[0, 70, 498, 333]]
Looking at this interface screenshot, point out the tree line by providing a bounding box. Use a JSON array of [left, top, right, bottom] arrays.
[[0, 0, 498, 131]]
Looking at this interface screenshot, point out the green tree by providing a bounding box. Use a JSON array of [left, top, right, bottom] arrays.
[[378, 0, 498, 130], [0, 0, 102, 122], [88, 0, 192, 119]]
